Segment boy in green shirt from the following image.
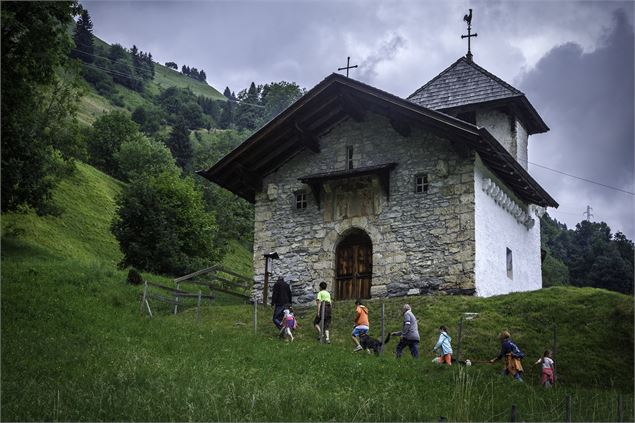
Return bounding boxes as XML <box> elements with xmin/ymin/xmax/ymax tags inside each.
<box><xmin>313</xmin><ymin>282</ymin><xmax>332</xmax><ymax>343</ymax></box>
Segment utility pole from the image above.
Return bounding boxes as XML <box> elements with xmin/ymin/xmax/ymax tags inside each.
<box><xmin>583</xmin><ymin>205</ymin><xmax>594</xmax><ymax>221</ymax></box>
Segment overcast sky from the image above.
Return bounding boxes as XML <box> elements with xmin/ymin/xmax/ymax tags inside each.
<box><xmin>85</xmin><ymin>0</ymin><xmax>634</xmax><ymax>239</ymax></box>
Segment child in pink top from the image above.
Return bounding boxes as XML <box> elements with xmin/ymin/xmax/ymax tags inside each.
<box><xmin>534</xmin><ymin>350</ymin><xmax>555</xmax><ymax>387</ymax></box>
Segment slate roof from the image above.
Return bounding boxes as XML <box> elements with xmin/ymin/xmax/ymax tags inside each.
<box><xmin>198</xmin><ymin>73</ymin><xmax>558</xmax><ymax>208</ymax></box>
<box><xmin>408</xmin><ymin>57</ymin><xmax>548</xmax><ymax>134</ymax></box>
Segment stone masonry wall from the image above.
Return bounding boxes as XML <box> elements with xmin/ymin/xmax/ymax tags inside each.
<box><xmin>252</xmin><ymin>113</ymin><xmax>476</xmax><ymax>305</ymax></box>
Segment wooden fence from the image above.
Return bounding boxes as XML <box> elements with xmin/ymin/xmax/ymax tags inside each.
<box><xmin>173</xmin><ymin>265</ymin><xmax>252</xmax><ymax>314</ymax></box>
<box><xmin>140</xmin><ymin>280</ymin><xmax>214</xmax><ymax>321</ymax></box>
<box><xmin>139</xmin><ymin>266</ymin><xmax>252</xmax><ymax>319</ymax></box>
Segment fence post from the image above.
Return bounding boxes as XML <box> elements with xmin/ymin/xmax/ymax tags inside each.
<box><xmin>552</xmin><ymin>323</ymin><xmax>558</xmax><ymax>382</ymax></box>
<box><xmin>141</xmin><ymin>281</ymin><xmax>148</xmax><ymax>315</ymax></box>
<box><xmin>380</xmin><ymin>301</ymin><xmax>385</xmax><ymax>355</ymax></box>
<box><xmin>253</xmin><ymin>299</ymin><xmax>258</xmax><ymax>334</ymax></box>
<box><xmin>196</xmin><ymin>290</ymin><xmax>202</xmax><ymax>322</ymax></box>
<box><xmin>510</xmin><ymin>404</ymin><xmax>517</xmax><ymax>422</ymax></box>
<box><xmin>173</xmin><ymin>281</ymin><xmax>180</xmax><ymax>315</ymax></box>
<box><xmin>456</xmin><ymin>315</ymin><xmax>464</xmax><ymax>362</ymax></box>
<box><xmin>319</xmin><ymin>301</ymin><xmax>326</xmax><ymax>344</ymax></box>
<box><xmin>617</xmin><ymin>394</ymin><xmax>623</xmax><ymax>422</ymax></box>
<box><xmin>565</xmin><ymin>394</ymin><xmax>572</xmax><ymax>422</ymax></box>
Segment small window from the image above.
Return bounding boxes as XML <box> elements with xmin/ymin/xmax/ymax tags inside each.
<box><xmin>295</xmin><ymin>192</ymin><xmax>307</xmax><ymax>209</ymax></box>
<box><xmin>506</xmin><ymin>247</ymin><xmax>513</xmax><ymax>279</ymax></box>
<box><xmin>415</xmin><ymin>174</ymin><xmax>429</xmax><ymax>193</ymax></box>
<box><xmin>346</xmin><ymin>146</ymin><xmax>354</xmax><ymax>170</ymax></box>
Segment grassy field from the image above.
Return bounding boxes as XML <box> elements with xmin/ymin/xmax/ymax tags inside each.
<box><xmin>1</xmin><ymin>162</ymin><xmax>633</xmax><ymax>421</ymax></box>
<box><xmin>76</xmin><ymin>87</ymin><xmax>118</xmax><ymax>125</ymax></box>
<box><xmin>152</xmin><ymin>63</ymin><xmax>226</xmax><ymax>101</ymax></box>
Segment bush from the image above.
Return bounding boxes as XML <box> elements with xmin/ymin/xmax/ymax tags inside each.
<box><xmin>126</xmin><ymin>268</ymin><xmax>143</xmax><ymax>285</ymax></box>
<box><xmin>87</xmin><ymin>111</ymin><xmax>139</xmax><ymax>178</ymax></box>
<box><xmin>114</xmin><ymin>135</ymin><xmax>179</xmax><ymax>182</ymax></box>
<box><xmin>111</xmin><ymin>172</ymin><xmax>221</xmax><ymax>276</ymax></box>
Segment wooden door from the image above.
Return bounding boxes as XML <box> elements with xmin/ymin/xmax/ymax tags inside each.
<box><xmin>335</xmin><ymin>233</ymin><xmax>372</xmax><ymax>300</ymax></box>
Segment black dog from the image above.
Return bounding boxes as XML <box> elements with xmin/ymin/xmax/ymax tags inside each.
<box><xmin>359</xmin><ymin>333</ymin><xmax>391</xmax><ymax>355</ymax></box>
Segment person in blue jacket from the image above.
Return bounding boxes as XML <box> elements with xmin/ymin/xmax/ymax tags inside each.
<box><xmin>490</xmin><ymin>330</ymin><xmax>525</xmax><ymax>382</ymax></box>
<box><xmin>432</xmin><ymin>325</ymin><xmax>453</xmax><ymax>365</ymax></box>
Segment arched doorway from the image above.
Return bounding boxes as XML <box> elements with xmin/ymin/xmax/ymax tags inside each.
<box><xmin>335</xmin><ymin>229</ymin><xmax>372</xmax><ymax>300</ymax></box>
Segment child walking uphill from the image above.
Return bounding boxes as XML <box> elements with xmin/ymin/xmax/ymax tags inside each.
<box><xmin>432</xmin><ymin>326</ymin><xmax>453</xmax><ymax>365</ymax></box>
<box><xmin>534</xmin><ymin>350</ymin><xmax>555</xmax><ymax>387</ymax></box>
<box><xmin>490</xmin><ymin>330</ymin><xmax>525</xmax><ymax>382</ymax></box>
<box><xmin>352</xmin><ymin>299</ymin><xmax>370</xmax><ymax>352</ymax></box>
<box><xmin>280</xmin><ymin>305</ymin><xmax>297</xmax><ymax>342</ymax></box>
<box><xmin>313</xmin><ymin>282</ymin><xmax>332</xmax><ymax>343</ymax></box>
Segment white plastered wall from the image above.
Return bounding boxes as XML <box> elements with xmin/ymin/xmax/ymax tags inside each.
<box><xmin>474</xmin><ymin>155</ymin><xmax>542</xmax><ymax>297</ymax></box>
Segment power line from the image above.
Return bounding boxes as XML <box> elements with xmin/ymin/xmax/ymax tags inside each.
<box><xmin>520</xmin><ymin>159</ymin><xmax>635</xmax><ymax>196</ymax></box>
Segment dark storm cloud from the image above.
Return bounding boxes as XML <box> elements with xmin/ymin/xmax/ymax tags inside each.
<box><xmin>518</xmin><ymin>9</ymin><xmax>634</xmax><ymax>238</ymax></box>
<box><xmin>83</xmin><ymin>0</ymin><xmax>634</xmax><ymax>238</ymax></box>
<box><xmin>83</xmin><ymin>0</ymin><xmax>394</xmax><ymax>92</ymax></box>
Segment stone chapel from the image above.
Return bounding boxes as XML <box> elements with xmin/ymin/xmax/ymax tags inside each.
<box><xmin>199</xmin><ymin>54</ymin><xmax>558</xmax><ymax>305</ymax></box>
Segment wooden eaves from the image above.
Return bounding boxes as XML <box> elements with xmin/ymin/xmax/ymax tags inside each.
<box><xmin>197</xmin><ymin>73</ymin><xmax>558</xmax><ymax>209</ymax></box>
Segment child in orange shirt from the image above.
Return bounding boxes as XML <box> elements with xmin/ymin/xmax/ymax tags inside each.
<box><xmin>352</xmin><ymin>299</ymin><xmax>369</xmax><ymax>352</ymax></box>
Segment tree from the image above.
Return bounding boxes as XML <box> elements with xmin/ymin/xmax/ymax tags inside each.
<box><xmin>147</xmin><ymin>53</ymin><xmax>155</xmax><ymax>78</ymax></box>
<box><xmin>235</xmin><ymin>82</ymin><xmax>263</xmax><ymax>130</ymax></box>
<box><xmin>192</xmin><ymin>129</ymin><xmax>254</xmax><ymax>243</ymax></box>
<box><xmin>111</xmin><ymin>171</ymin><xmax>221</xmax><ymax>275</ymax></box>
<box><xmin>219</xmin><ymin>99</ymin><xmax>234</xmax><ymax>129</ymax></box>
<box><xmin>540</xmin><ymin>213</ymin><xmax>634</xmax><ymax>294</ymax></box>
<box><xmin>199</xmin><ymin>69</ymin><xmax>207</xmax><ymax>82</ymax></box>
<box><xmin>165</xmin><ymin>61</ymin><xmax>178</xmax><ymax>69</ymax></box>
<box><xmin>166</xmin><ymin>118</ymin><xmax>193</xmax><ymax>170</ymax></box>
<box><xmin>261</xmin><ymin>81</ymin><xmax>305</xmax><ymax>122</ymax></box>
<box><xmin>131</xmin><ymin>105</ymin><xmax>163</xmax><ymax>135</ymax></box>
<box><xmin>115</xmin><ymin>136</ymin><xmax>179</xmax><ymax>182</ymax></box>
<box><xmin>88</xmin><ymin>111</ymin><xmax>140</xmax><ymax>177</ymax></box>
<box><xmin>108</xmin><ymin>43</ymin><xmax>127</xmax><ymax>63</ymax></box>
<box><xmin>541</xmin><ymin>253</ymin><xmax>570</xmax><ymax>287</ymax></box>
<box><xmin>131</xmin><ymin>44</ymin><xmax>140</xmax><ymax>74</ymax></box>
<box><xmin>223</xmin><ymin>86</ymin><xmax>232</xmax><ymax>98</ymax></box>
<box><xmin>1</xmin><ymin>1</ymin><xmax>82</xmax><ymax>213</ymax></box>
<box><xmin>70</xmin><ymin>7</ymin><xmax>94</xmax><ymax>63</ymax></box>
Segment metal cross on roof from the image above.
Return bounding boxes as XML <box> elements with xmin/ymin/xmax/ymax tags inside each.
<box><xmin>461</xmin><ymin>9</ymin><xmax>478</xmax><ymax>62</ymax></box>
<box><xmin>338</xmin><ymin>56</ymin><xmax>358</xmax><ymax>78</ymax></box>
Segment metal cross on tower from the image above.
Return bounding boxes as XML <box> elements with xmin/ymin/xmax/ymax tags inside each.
<box><xmin>461</xmin><ymin>9</ymin><xmax>478</xmax><ymax>62</ymax></box>
<box><xmin>338</xmin><ymin>56</ymin><xmax>358</xmax><ymax>78</ymax></box>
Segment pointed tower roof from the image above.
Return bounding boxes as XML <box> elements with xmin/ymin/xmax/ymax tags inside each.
<box><xmin>408</xmin><ymin>57</ymin><xmax>548</xmax><ymax>134</ymax></box>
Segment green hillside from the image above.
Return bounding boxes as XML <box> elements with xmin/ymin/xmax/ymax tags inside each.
<box><xmin>153</xmin><ymin>62</ymin><xmax>225</xmax><ymax>100</ymax></box>
<box><xmin>1</xmin><ymin>162</ymin><xmax>633</xmax><ymax>421</ymax></box>
<box><xmin>76</xmin><ymin>35</ymin><xmax>225</xmax><ymax>125</ymax></box>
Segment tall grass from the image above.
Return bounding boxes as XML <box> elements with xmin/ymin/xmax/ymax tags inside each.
<box><xmin>1</xmin><ymin>161</ymin><xmax>633</xmax><ymax>421</ymax></box>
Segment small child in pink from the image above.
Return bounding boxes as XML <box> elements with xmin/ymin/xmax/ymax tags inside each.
<box><xmin>280</xmin><ymin>305</ymin><xmax>297</xmax><ymax>342</ymax></box>
<box><xmin>534</xmin><ymin>350</ymin><xmax>555</xmax><ymax>387</ymax></box>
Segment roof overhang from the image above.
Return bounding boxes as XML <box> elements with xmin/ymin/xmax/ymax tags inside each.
<box><xmin>197</xmin><ymin>73</ymin><xmax>557</xmax><ymax>208</ymax></box>
<box><xmin>437</xmin><ymin>95</ymin><xmax>549</xmax><ymax>135</ymax></box>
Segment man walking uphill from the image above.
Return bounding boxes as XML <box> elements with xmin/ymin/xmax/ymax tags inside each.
<box><xmin>271</xmin><ymin>277</ymin><xmax>291</xmax><ymax>329</ymax></box>
<box><xmin>391</xmin><ymin>304</ymin><xmax>420</xmax><ymax>359</ymax></box>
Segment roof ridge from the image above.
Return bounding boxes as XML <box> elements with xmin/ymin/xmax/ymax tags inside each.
<box><xmin>407</xmin><ymin>57</ymin><xmax>465</xmax><ymax>99</ymax></box>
